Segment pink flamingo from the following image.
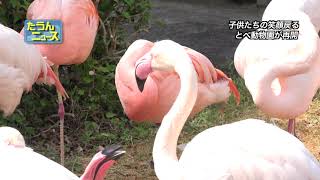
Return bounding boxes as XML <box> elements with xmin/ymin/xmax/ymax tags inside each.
<box><xmin>0</xmin><ymin>126</ymin><xmax>125</xmax><ymax>180</ymax></box>
<box><xmin>0</xmin><ymin>23</ymin><xmax>67</xmax><ymax>117</ymax></box>
<box><xmin>115</xmin><ymin>39</ymin><xmax>240</xmax><ymax>124</ymax></box>
<box><xmin>20</xmin><ymin>0</ymin><xmax>99</xmax><ymax>165</ymax></box>
<box><xmin>135</xmin><ymin>40</ymin><xmax>320</xmax><ymax>179</ymax></box>
<box><xmin>234</xmin><ymin>1</ymin><xmax>320</xmax><ymax>136</ymax></box>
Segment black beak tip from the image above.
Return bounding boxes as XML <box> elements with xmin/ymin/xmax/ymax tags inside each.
<box><xmin>102</xmin><ymin>145</ymin><xmax>126</xmax><ymax>160</ymax></box>
<box><xmin>135</xmin><ymin>70</ymin><xmax>146</xmax><ymax>92</ymax></box>
<box><xmin>102</xmin><ymin>144</ymin><xmax>121</xmax><ymax>156</ymax></box>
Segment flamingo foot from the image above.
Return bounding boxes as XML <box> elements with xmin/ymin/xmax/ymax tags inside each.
<box><xmin>288</xmin><ymin>119</ymin><xmax>298</xmax><ymax>138</ymax></box>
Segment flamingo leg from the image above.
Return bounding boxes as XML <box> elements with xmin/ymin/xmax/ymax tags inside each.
<box><xmin>53</xmin><ymin>65</ymin><xmax>65</xmax><ymax>166</ymax></box>
<box><xmin>288</xmin><ymin>118</ymin><xmax>296</xmax><ymax>137</ymax></box>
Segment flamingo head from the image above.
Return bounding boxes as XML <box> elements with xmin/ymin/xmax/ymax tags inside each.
<box><xmin>135</xmin><ymin>40</ymin><xmax>187</xmax><ymax>92</ymax></box>
<box><xmin>80</xmin><ymin>145</ymin><xmax>126</xmax><ymax>180</ymax></box>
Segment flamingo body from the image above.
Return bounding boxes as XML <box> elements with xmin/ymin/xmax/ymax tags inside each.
<box><xmin>116</xmin><ymin>40</ymin><xmax>239</xmax><ymax>123</ymax></box>
<box><xmin>179</xmin><ymin>119</ymin><xmax>320</xmax><ymax>179</ymax></box>
<box><xmin>21</xmin><ymin>0</ymin><xmax>99</xmax><ymax>65</ymax></box>
<box><xmin>0</xmin><ymin>146</ymin><xmax>79</xmax><ymax>180</ymax></box>
<box><xmin>234</xmin><ymin>2</ymin><xmax>320</xmax><ymax>130</ymax></box>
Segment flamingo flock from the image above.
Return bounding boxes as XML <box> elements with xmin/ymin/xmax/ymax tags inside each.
<box><xmin>131</xmin><ymin>40</ymin><xmax>320</xmax><ymax>179</ymax></box>
<box><xmin>1</xmin><ymin>0</ymin><xmax>320</xmax><ymax>179</ymax></box>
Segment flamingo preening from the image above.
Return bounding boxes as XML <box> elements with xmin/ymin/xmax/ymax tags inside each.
<box><xmin>20</xmin><ymin>0</ymin><xmax>100</xmax><ymax>165</ymax></box>
<box><xmin>0</xmin><ymin>126</ymin><xmax>125</xmax><ymax>180</ymax></box>
<box><xmin>234</xmin><ymin>0</ymin><xmax>320</xmax><ymax>136</ymax></box>
<box><xmin>134</xmin><ymin>40</ymin><xmax>320</xmax><ymax>179</ymax></box>
<box><xmin>0</xmin><ymin>23</ymin><xmax>67</xmax><ymax>117</ymax></box>
<box><xmin>115</xmin><ymin>39</ymin><xmax>240</xmax><ymax>123</ymax></box>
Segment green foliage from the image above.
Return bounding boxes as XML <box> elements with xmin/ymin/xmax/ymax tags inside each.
<box><xmin>0</xmin><ymin>0</ymin><xmax>152</xmax><ymax>153</ymax></box>
<box><xmin>0</xmin><ymin>0</ymin><xmax>30</xmax><ymax>30</ymax></box>
<box><xmin>94</xmin><ymin>0</ymin><xmax>151</xmax><ymax>57</ymax></box>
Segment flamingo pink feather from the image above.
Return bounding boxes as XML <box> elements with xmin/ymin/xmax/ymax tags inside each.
<box><xmin>20</xmin><ymin>0</ymin><xmax>99</xmax><ymax>65</ymax></box>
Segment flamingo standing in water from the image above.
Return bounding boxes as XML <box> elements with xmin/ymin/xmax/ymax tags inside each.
<box><xmin>20</xmin><ymin>0</ymin><xmax>99</xmax><ymax>165</ymax></box>
<box><xmin>234</xmin><ymin>0</ymin><xmax>320</xmax><ymax>136</ymax></box>
<box><xmin>0</xmin><ymin>126</ymin><xmax>125</xmax><ymax>180</ymax></box>
<box><xmin>135</xmin><ymin>40</ymin><xmax>320</xmax><ymax>179</ymax></box>
<box><xmin>0</xmin><ymin>23</ymin><xmax>68</xmax><ymax>117</ymax></box>
<box><xmin>115</xmin><ymin>39</ymin><xmax>240</xmax><ymax>123</ymax></box>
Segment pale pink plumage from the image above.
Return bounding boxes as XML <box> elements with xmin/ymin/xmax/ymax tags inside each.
<box><xmin>262</xmin><ymin>0</ymin><xmax>320</xmax><ymax>31</ymax></box>
<box><xmin>142</xmin><ymin>40</ymin><xmax>320</xmax><ymax>180</ymax></box>
<box><xmin>0</xmin><ymin>126</ymin><xmax>125</xmax><ymax>180</ymax></box>
<box><xmin>115</xmin><ymin>39</ymin><xmax>240</xmax><ymax>123</ymax></box>
<box><xmin>234</xmin><ymin>1</ymin><xmax>320</xmax><ymax>134</ymax></box>
<box><xmin>0</xmin><ymin>24</ymin><xmax>67</xmax><ymax>116</ymax></box>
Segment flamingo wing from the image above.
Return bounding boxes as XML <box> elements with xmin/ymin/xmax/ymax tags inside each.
<box><xmin>186</xmin><ymin>48</ymin><xmax>240</xmax><ymax>105</ymax></box>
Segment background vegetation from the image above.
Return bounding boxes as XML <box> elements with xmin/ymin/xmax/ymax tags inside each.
<box><xmin>0</xmin><ymin>0</ymin><xmax>153</xmax><ymax>159</ymax></box>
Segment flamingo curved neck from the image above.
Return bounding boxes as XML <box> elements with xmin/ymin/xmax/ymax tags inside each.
<box><xmin>244</xmin><ymin>55</ymin><xmax>318</xmax><ymax>118</ymax></box>
<box><xmin>244</xmin><ymin>10</ymin><xmax>320</xmax><ymax>119</ymax></box>
<box><xmin>244</xmin><ymin>64</ymin><xmax>303</xmax><ymax>118</ymax></box>
<box><xmin>152</xmin><ymin>59</ymin><xmax>198</xmax><ymax>180</ymax></box>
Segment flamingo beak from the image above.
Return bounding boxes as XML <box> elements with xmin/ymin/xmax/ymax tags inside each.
<box><xmin>93</xmin><ymin>145</ymin><xmax>126</xmax><ymax>180</ymax></box>
<box><xmin>135</xmin><ymin>72</ymin><xmax>147</xmax><ymax>92</ymax></box>
<box><xmin>101</xmin><ymin>145</ymin><xmax>126</xmax><ymax>160</ymax></box>
<box><xmin>135</xmin><ymin>59</ymin><xmax>152</xmax><ymax>92</ymax></box>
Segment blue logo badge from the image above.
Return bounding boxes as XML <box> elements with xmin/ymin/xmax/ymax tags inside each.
<box><xmin>24</xmin><ymin>20</ymin><xmax>63</xmax><ymax>44</ymax></box>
